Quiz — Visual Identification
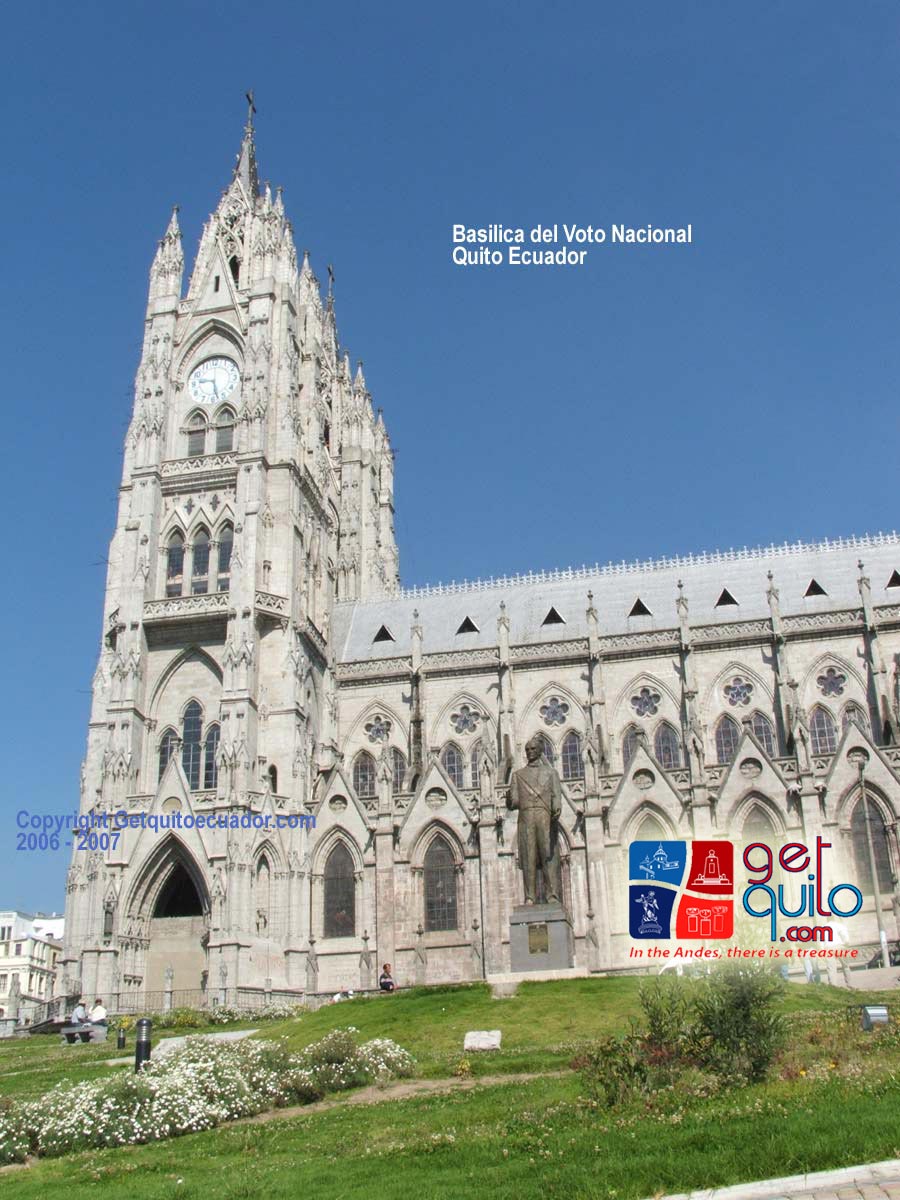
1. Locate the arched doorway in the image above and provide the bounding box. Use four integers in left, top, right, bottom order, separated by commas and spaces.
135, 840, 209, 995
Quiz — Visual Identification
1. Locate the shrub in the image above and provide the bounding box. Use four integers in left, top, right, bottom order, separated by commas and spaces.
575, 1035, 649, 1107
0, 1027, 415, 1164
691, 964, 785, 1082
638, 976, 695, 1063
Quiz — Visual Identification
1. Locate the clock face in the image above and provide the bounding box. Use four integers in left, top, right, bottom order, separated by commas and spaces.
188, 357, 240, 405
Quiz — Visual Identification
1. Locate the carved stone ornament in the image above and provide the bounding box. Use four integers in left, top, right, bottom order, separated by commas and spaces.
739, 758, 763, 779
425, 788, 447, 808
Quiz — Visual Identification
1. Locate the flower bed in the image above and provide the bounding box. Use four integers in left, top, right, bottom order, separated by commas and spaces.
0, 1028, 414, 1164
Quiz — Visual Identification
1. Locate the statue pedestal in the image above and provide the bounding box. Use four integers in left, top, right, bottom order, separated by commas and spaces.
509, 903, 574, 973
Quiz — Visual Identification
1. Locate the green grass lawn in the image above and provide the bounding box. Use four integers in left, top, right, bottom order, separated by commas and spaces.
3, 1065, 900, 1200
2, 977, 900, 1199
254, 977, 899, 1076
0, 1021, 262, 1101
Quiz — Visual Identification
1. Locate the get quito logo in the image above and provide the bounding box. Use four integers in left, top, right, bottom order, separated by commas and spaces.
628, 838, 863, 943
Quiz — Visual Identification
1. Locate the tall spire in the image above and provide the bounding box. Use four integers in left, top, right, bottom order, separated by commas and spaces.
148, 205, 184, 301
233, 90, 259, 198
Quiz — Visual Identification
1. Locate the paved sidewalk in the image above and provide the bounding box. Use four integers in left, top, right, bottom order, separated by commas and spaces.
104, 1026, 258, 1066
650, 1158, 900, 1200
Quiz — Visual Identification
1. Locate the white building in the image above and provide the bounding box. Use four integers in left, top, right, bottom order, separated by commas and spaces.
61, 112, 900, 1007
0, 912, 64, 1025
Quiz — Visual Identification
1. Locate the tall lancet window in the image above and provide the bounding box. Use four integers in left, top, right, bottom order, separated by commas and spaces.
424, 836, 458, 932
158, 728, 178, 781
215, 407, 236, 453
810, 706, 837, 756
715, 715, 740, 764
166, 531, 184, 597
323, 843, 356, 938
181, 701, 203, 790
217, 524, 234, 592
203, 723, 220, 790
186, 412, 207, 457
191, 528, 210, 594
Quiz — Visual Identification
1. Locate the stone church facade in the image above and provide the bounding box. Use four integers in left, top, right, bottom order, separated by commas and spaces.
62, 115, 900, 1006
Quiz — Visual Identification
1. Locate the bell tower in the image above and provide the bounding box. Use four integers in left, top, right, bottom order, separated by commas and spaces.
61, 104, 400, 1005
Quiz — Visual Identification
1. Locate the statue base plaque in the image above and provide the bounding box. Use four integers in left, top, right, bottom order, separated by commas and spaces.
509, 903, 574, 973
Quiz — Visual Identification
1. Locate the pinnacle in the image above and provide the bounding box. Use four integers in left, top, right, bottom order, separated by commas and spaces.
233, 92, 260, 199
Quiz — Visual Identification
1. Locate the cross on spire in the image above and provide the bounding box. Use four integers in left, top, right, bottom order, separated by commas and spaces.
245, 90, 257, 130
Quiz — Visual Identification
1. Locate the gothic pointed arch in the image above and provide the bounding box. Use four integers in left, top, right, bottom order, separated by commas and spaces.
427, 690, 494, 748
126, 834, 210, 922
149, 646, 223, 722
612, 672, 679, 727
748, 710, 777, 758
560, 729, 584, 780
520, 681, 584, 734
412, 823, 465, 934
323, 840, 357, 938
652, 721, 682, 771
174, 318, 245, 385
165, 528, 186, 596
703, 660, 773, 723
714, 714, 741, 764
801, 651, 865, 707
440, 741, 466, 788
847, 785, 895, 896
624, 802, 677, 843
621, 724, 641, 770
733, 793, 783, 843
344, 698, 409, 749
352, 749, 376, 799
809, 705, 838, 756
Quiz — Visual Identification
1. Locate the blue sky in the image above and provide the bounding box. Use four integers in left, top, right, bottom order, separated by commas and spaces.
3, 1, 899, 909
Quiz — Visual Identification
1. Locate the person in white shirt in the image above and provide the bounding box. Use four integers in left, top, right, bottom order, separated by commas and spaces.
71, 999, 88, 1024
332, 984, 354, 1003
89, 999, 108, 1024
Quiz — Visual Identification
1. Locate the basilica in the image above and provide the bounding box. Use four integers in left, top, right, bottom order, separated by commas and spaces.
61, 113, 900, 1007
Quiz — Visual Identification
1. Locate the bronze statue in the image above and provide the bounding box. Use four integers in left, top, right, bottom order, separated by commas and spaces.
507, 734, 562, 903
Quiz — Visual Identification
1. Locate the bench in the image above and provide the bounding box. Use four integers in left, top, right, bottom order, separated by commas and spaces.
61, 1023, 108, 1044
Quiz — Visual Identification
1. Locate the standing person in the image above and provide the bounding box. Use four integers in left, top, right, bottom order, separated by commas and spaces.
507, 734, 563, 904
379, 963, 396, 992
89, 998, 108, 1025
71, 998, 88, 1024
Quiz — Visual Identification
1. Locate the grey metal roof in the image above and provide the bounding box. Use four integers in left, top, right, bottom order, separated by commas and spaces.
332, 533, 900, 663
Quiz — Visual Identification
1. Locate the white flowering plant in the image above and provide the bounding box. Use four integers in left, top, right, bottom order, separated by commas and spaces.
0, 1027, 414, 1164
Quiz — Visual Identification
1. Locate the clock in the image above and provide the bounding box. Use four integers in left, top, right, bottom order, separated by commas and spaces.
188, 357, 240, 405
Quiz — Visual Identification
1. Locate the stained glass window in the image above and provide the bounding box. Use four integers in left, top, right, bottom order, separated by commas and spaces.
324, 843, 356, 937
166, 531, 184, 597
353, 751, 376, 798
715, 715, 740, 764
191, 529, 210, 594
424, 837, 458, 931
391, 747, 406, 794
561, 730, 584, 780
442, 743, 465, 788
654, 722, 681, 770
215, 408, 235, 453
217, 524, 233, 592
182, 701, 203, 790
203, 723, 220, 790
470, 742, 481, 790
187, 412, 206, 457
810, 707, 837, 755
750, 712, 776, 758
851, 799, 893, 895
158, 728, 177, 781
